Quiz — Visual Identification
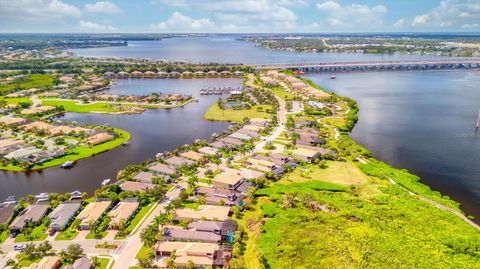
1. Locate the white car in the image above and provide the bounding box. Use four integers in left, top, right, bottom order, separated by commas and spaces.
14, 244, 25, 251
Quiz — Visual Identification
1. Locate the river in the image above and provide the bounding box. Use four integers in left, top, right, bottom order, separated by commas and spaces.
304, 71, 480, 219
0, 78, 237, 199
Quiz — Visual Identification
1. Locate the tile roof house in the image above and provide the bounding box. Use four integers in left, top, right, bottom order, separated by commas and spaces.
155, 242, 220, 267
188, 220, 237, 241
48, 203, 81, 231
10, 204, 49, 232
218, 137, 243, 147
133, 171, 155, 183
0, 207, 14, 225
174, 205, 231, 221
194, 187, 244, 206
162, 226, 222, 243
84, 132, 114, 146
30, 256, 60, 269
164, 156, 195, 167
64, 257, 92, 269
76, 200, 111, 230
148, 163, 176, 175
0, 115, 28, 126
292, 147, 321, 163
198, 146, 218, 156
119, 181, 157, 192
179, 150, 204, 162
108, 198, 139, 229
212, 172, 244, 190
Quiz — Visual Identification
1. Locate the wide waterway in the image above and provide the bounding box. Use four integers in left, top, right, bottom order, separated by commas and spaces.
304, 70, 480, 220
70, 36, 446, 64
0, 78, 238, 200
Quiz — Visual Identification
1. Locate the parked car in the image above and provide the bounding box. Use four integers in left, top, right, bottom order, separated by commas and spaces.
14, 244, 25, 251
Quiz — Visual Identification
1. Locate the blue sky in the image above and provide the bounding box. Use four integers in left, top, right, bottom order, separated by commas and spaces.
1, 0, 479, 33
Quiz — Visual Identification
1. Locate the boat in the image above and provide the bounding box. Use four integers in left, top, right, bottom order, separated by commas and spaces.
61, 161, 74, 168
101, 179, 111, 186
330, 75, 336, 79
35, 193, 49, 199
122, 141, 131, 146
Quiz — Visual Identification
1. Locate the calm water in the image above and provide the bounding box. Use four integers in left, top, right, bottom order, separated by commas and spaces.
304, 71, 480, 219
70, 36, 444, 64
0, 79, 238, 199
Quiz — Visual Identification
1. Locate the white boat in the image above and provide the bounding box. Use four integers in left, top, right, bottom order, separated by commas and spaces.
35, 193, 49, 199
61, 161, 74, 168
330, 75, 336, 79
101, 179, 111, 186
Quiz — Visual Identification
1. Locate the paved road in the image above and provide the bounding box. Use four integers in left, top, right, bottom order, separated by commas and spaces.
112, 185, 182, 269
254, 96, 286, 153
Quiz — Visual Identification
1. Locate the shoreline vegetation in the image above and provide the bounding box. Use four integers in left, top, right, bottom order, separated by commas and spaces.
0, 127, 130, 172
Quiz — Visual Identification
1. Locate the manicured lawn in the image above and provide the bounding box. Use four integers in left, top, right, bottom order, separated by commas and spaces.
14, 224, 48, 242
115, 203, 155, 239
94, 258, 111, 269
0, 127, 130, 172
268, 86, 296, 101
135, 244, 152, 260
0, 96, 32, 105
0, 74, 55, 95
86, 231, 106, 239
41, 99, 126, 113
204, 103, 272, 122
55, 227, 78, 241
16, 254, 42, 267
0, 230, 7, 243
281, 161, 368, 186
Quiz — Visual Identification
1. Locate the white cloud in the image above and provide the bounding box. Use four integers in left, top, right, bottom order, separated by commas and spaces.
151, 12, 215, 32
394, 18, 405, 27
315, 1, 387, 30
412, 15, 428, 25
461, 23, 479, 29
79, 20, 117, 31
410, 0, 480, 29
84, 1, 122, 14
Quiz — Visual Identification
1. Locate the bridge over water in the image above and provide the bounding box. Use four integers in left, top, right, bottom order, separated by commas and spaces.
253, 58, 480, 72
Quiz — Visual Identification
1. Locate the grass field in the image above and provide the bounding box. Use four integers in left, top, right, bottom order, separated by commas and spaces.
55, 225, 78, 241
115, 203, 155, 239
41, 99, 125, 113
0, 230, 7, 243
14, 223, 48, 242
94, 258, 111, 269
0, 74, 55, 95
281, 161, 368, 186
16, 254, 42, 267
0, 128, 130, 172
204, 103, 272, 122
268, 86, 296, 101
0, 96, 33, 105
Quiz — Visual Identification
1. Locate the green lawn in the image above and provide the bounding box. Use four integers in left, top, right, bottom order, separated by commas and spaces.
41, 99, 127, 113
281, 161, 369, 186
204, 103, 272, 122
94, 258, 111, 269
0, 127, 130, 172
115, 203, 155, 239
86, 231, 107, 239
16, 254, 42, 267
0, 230, 7, 243
14, 224, 48, 242
0, 96, 32, 105
0, 74, 55, 95
55, 226, 78, 241
135, 244, 152, 260
268, 86, 296, 101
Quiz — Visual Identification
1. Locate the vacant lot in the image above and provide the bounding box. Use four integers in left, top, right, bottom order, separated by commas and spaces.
281, 161, 368, 185
0, 74, 55, 95
204, 103, 272, 122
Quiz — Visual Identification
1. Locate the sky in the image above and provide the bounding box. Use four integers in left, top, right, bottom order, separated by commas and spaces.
0, 0, 479, 33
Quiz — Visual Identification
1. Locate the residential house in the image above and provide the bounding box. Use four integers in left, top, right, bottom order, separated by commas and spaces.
155, 242, 221, 267
189, 220, 237, 242
133, 171, 155, 183
108, 198, 139, 229
249, 118, 270, 127
119, 181, 157, 192
212, 172, 244, 190
65, 257, 92, 269
174, 205, 230, 221
75, 200, 112, 230
162, 227, 222, 243
292, 147, 321, 163
164, 156, 194, 167
48, 203, 81, 231
9, 204, 49, 233
0, 207, 14, 225
209, 141, 227, 149
0, 115, 28, 126
179, 150, 204, 162
198, 146, 218, 156
84, 132, 114, 146
218, 137, 243, 147
228, 132, 252, 141
194, 187, 244, 206
148, 163, 176, 176
245, 158, 276, 173
30, 256, 60, 269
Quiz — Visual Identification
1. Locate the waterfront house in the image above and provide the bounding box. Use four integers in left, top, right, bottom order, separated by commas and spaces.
0, 139, 30, 156
65, 257, 92, 269
48, 203, 81, 231
130, 71, 143, 78
233, 71, 244, 77
220, 71, 231, 77
198, 146, 218, 156
50, 125, 90, 136
249, 118, 271, 127
144, 71, 156, 78
236, 128, 260, 138
179, 150, 204, 162
157, 71, 168, 78
119, 181, 156, 192
116, 71, 129, 79
212, 172, 244, 190
0, 115, 28, 126
164, 156, 195, 167
207, 70, 218, 77
133, 171, 155, 183
162, 226, 222, 243
76, 200, 112, 230
228, 132, 252, 141
21, 121, 56, 132
242, 124, 263, 132
174, 205, 231, 221
31, 256, 60, 269
148, 163, 176, 176
84, 132, 114, 146
9, 204, 49, 233
0, 207, 14, 225
218, 137, 243, 147
104, 72, 115, 79
155, 242, 220, 267
108, 198, 139, 229
169, 71, 180, 78
181, 71, 193, 77
194, 71, 205, 77
209, 141, 227, 149
292, 147, 321, 163
20, 106, 56, 116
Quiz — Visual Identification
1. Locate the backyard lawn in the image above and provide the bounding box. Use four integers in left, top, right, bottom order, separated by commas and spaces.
204, 103, 272, 122
281, 161, 368, 186
14, 224, 48, 242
